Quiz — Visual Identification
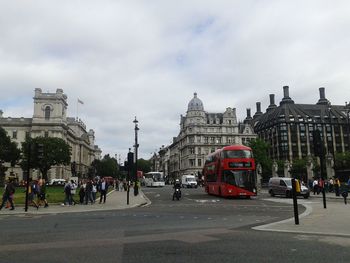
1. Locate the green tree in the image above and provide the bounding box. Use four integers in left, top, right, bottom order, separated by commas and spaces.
0, 127, 21, 185
92, 154, 119, 178
21, 137, 71, 180
138, 158, 151, 173
249, 138, 272, 181
290, 158, 307, 181
334, 151, 350, 170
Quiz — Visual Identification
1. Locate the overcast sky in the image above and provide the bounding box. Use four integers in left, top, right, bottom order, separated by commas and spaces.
1, 1, 350, 160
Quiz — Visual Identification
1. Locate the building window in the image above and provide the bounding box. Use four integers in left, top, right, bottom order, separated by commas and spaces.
45, 106, 51, 120
12, 130, 17, 139
25, 132, 30, 139
189, 159, 195, 167
44, 131, 49, 138
198, 159, 202, 167
190, 147, 195, 154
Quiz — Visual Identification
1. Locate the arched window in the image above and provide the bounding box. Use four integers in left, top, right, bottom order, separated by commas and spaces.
45, 106, 50, 120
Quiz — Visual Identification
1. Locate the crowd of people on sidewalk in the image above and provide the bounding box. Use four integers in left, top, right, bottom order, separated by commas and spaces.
62, 177, 111, 206
0, 175, 142, 212
310, 177, 350, 196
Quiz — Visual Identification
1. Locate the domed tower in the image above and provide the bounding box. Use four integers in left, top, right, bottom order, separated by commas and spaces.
185, 93, 206, 126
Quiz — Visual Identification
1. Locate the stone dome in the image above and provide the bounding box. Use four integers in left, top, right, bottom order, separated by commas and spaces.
187, 92, 204, 112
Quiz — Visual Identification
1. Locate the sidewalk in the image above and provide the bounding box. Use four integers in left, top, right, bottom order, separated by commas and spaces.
254, 197, 350, 237
0, 189, 150, 215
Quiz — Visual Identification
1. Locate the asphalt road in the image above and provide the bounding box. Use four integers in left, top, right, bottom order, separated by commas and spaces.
0, 186, 349, 263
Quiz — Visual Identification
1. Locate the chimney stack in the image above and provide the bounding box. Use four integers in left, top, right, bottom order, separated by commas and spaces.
247, 108, 251, 118
280, 85, 294, 105
267, 94, 277, 112
253, 102, 263, 119
317, 87, 329, 105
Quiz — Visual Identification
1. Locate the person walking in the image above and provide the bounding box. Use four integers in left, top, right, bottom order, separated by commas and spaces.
28, 179, 39, 209
63, 180, 72, 206
99, 178, 108, 204
70, 180, 77, 205
0, 179, 15, 211
78, 180, 86, 204
312, 178, 318, 195
92, 180, 97, 203
84, 179, 94, 205
38, 178, 49, 208
334, 177, 341, 196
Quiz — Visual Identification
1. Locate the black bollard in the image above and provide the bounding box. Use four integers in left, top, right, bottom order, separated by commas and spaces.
342, 191, 348, 205
291, 178, 299, 225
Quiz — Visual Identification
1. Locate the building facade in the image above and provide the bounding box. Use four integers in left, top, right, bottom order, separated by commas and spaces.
0, 88, 101, 182
165, 93, 256, 180
251, 86, 350, 179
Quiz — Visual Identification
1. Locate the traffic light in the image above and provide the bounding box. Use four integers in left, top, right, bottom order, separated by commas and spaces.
36, 143, 44, 160
127, 152, 134, 171
313, 130, 324, 157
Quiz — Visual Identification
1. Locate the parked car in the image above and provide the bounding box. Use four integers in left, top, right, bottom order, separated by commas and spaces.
268, 177, 310, 199
48, 179, 66, 186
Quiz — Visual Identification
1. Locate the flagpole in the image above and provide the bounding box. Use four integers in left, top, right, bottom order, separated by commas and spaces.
76, 99, 78, 120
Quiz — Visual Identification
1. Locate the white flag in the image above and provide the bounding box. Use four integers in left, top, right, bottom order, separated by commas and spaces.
78, 99, 84, 105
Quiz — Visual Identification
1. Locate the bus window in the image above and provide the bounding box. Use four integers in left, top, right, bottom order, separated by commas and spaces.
224, 150, 252, 158
223, 170, 254, 188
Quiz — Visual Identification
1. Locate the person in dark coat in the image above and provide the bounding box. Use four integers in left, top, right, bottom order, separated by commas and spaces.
0, 179, 16, 210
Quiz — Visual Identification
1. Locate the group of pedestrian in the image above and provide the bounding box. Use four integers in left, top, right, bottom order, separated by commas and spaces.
67, 177, 110, 206
62, 179, 78, 206
311, 177, 345, 196
28, 177, 49, 209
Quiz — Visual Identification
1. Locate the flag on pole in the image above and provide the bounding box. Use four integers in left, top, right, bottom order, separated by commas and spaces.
78, 99, 84, 105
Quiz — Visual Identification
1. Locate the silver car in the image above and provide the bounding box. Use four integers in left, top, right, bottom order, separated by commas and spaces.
268, 177, 310, 199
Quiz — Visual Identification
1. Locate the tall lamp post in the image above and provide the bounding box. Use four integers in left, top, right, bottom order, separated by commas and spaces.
327, 102, 334, 158
345, 102, 350, 151
133, 116, 139, 196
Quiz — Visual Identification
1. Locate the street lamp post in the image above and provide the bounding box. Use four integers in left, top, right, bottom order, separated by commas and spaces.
346, 102, 350, 151
133, 117, 139, 196
327, 102, 334, 158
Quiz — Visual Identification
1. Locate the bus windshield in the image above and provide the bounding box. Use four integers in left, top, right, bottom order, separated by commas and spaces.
145, 172, 164, 182
153, 173, 164, 182
224, 150, 252, 158
222, 170, 255, 189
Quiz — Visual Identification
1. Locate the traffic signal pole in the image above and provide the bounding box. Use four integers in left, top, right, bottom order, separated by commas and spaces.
24, 142, 31, 212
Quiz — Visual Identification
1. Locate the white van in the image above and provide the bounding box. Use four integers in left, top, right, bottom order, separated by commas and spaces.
49, 179, 66, 186
268, 177, 309, 199
181, 175, 197, 188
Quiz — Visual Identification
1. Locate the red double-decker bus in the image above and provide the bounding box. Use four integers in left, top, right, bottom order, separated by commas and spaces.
203, 145, 257, 198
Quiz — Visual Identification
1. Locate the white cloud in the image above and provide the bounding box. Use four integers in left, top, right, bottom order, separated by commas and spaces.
1, 0, 350, 159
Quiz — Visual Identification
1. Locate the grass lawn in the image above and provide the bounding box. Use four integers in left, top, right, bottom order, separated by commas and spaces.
0, 186, 112, 205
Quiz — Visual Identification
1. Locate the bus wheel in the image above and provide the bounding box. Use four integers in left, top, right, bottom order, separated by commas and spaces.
218, 187, 222, 197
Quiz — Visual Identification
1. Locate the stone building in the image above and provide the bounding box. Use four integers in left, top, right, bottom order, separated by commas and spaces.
166, 93, 256, 180
251, 86, 350, 179
0, 88, 101, 182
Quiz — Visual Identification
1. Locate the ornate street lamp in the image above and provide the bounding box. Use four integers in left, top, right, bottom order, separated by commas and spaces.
327, 102, 334, 157
345, 102, 350, 151
133, 117, 139, 195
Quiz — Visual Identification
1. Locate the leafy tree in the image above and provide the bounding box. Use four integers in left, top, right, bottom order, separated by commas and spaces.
137, 158, 151, 173
249, 138, 272, 181
92, 154, 119, 178
0, 127, 21, 185
290, 158, 307, 181
334, 151, 350, 170
21, 136, 71, 180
